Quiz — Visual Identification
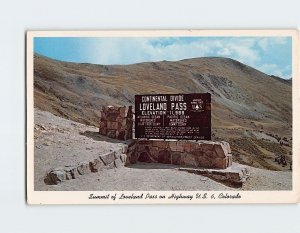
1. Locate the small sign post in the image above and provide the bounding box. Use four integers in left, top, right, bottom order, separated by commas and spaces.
135, 93, 211, 140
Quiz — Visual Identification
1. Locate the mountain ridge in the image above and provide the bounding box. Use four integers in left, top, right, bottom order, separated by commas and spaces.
34, 52, 292, 83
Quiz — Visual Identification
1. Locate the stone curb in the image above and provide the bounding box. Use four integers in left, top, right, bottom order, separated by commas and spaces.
44, 147, 128, 185
179, 165, 250, 188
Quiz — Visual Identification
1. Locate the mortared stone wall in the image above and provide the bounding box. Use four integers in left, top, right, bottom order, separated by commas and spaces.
126, 139, 232, 169
99, 105, 232, 169
99, 106, 133, 140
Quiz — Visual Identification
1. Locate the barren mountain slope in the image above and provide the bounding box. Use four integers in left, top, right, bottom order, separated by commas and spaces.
34, 54, 292, 170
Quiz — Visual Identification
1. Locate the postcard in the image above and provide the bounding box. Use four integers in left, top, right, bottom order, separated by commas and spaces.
26, 30, 300, 204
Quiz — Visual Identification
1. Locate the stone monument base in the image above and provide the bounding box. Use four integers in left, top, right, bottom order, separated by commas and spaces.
127, 139, 232, 169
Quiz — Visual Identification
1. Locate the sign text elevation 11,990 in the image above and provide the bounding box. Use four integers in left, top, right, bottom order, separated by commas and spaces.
134, 93, 211, 140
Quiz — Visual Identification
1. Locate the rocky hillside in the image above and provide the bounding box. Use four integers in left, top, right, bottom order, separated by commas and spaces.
34, 54, 292, 170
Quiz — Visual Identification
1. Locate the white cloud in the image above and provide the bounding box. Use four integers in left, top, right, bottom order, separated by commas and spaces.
227, 44, 260, 65
257, 37, 288, 51
258, 38, 268, 51
79, 37, 290, 79
259, 63, 291, 79
217, 47, 231, 56
87, 38, 214, 64
273, 37, 288, 45
87, 37, 261, 66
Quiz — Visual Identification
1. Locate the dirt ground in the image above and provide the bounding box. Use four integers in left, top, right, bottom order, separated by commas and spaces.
34, 109, 292, 191
37, 162, 292, 191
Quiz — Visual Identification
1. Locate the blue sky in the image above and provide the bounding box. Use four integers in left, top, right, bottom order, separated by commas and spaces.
34, 36, 292, 79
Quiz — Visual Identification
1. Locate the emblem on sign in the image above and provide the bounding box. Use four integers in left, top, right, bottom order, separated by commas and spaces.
191, 99, 204, 112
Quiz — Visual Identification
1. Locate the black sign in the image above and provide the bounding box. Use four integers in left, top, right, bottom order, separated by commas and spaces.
134, 93, 211, 140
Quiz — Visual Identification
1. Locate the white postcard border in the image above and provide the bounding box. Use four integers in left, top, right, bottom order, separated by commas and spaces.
26, 29, 300, 204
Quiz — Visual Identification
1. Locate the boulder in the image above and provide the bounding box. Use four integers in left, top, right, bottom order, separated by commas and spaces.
90, 158, 105, 172
64, 166, 79, 179
77, 163, 91, 175
44, 170, 66, 185
100, 151, 116, 165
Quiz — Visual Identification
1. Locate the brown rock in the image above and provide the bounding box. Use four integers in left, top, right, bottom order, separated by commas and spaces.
157, 150, 171, 164
211, 150, 218, 159
45, 170, 66, 185
128, 151, 138, 164
100, 151, 116, 165
191, 149, 203, 157
213, 144, 226, 158
182, 153, 198, 167
89, 158, 105, 172
125, 130, 132, 140
169, 141, 177, 151
107, 129, 117, 138
183, 142, 192, 152
117, 130, 125, 140
204, 150, 213, 157
99, 106, 133, 140
65, 172, 73, 180
99, 128, 107, 135
148, 146, 159, 160
64, 166, 79, 179
214, 158, 227, 169
77, 163, 91, 175
99, 120, 107, 129
137, 144, 146, 153
138, 151, 153, 163
199, 142, 214, 151
152, 140, 168, 149
119, 106, 130, 117
137, 140, 153, 145
107, 121, 118, 130
176, 141, 185, 152
121, 118, 127, 127
190, 142, 201, 152
106, 110, 119, 121
225, 172, 241, 181
172, 152, 182, 165
198, 155, 212, 168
